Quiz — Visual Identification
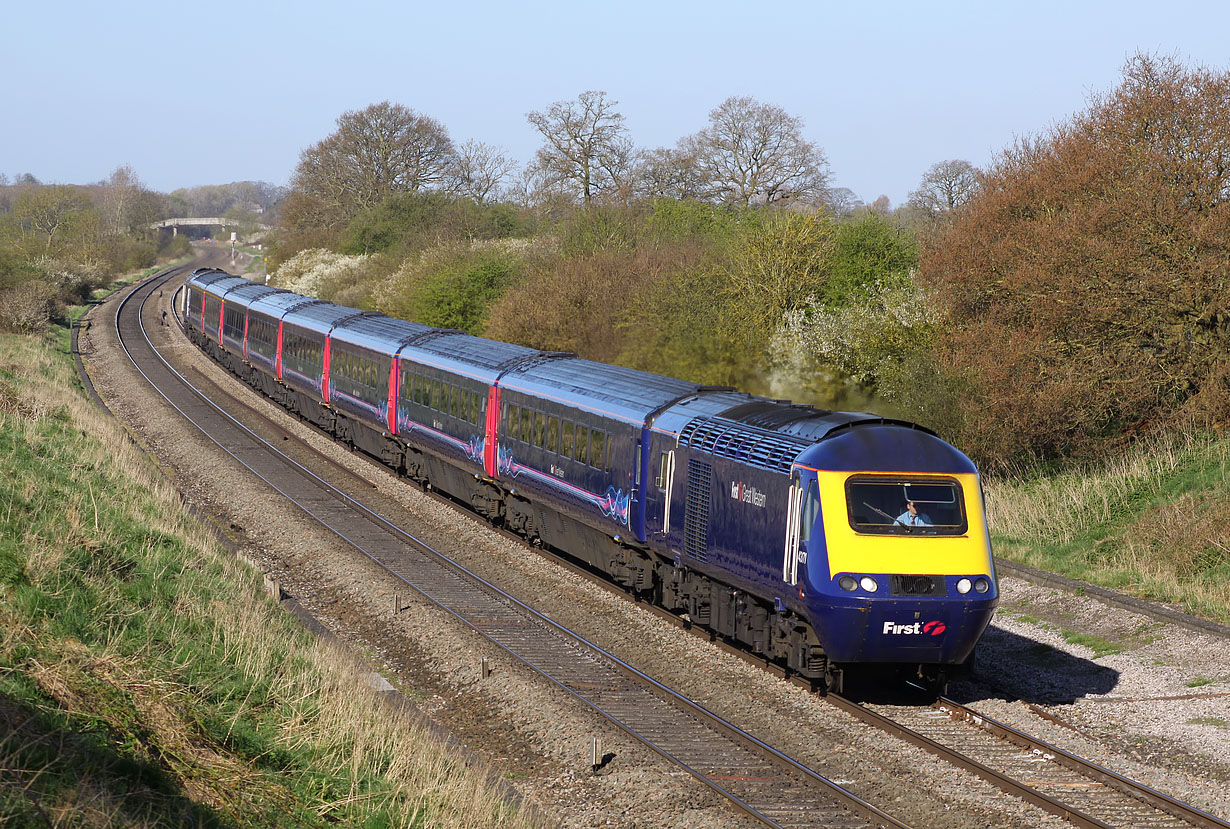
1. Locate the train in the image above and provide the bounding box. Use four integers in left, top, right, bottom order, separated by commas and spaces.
180, 267, 998, 692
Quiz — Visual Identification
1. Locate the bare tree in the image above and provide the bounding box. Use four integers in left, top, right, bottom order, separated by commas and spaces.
290, 101, 455, 227
527, 90, 634, 206
451, 140, 517, 204
634, 146, 706, 201
685, 96, 829, 207
908, 159, 979, 221
825, 186, 864, 218
101, 165, 142, 235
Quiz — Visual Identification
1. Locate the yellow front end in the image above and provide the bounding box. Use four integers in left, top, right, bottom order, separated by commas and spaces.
816, 470, 993, 578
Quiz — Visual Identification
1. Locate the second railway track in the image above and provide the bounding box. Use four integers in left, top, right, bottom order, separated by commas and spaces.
114, 271, 905, 827
94, 267, 1230, 829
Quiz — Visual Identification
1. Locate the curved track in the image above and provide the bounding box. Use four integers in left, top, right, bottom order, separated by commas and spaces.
106, 269, 1230, 829
116, 272, 911, 827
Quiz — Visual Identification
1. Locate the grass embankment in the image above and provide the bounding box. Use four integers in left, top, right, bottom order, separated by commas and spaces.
0, 319, 539, 825
986, 428, 1230, 625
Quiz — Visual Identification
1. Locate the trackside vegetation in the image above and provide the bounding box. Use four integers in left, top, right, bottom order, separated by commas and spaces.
0, 325, 540, 827
986, 428, 1230, 624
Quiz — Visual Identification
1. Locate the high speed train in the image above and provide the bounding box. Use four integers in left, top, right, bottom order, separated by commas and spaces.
181, 267, 998, 691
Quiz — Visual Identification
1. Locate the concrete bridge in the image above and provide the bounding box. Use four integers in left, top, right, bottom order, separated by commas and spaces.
151, 217, 271, 235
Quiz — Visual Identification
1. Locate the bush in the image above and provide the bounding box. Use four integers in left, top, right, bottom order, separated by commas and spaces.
410, 254, 520, 332
923, 54, 1230, 470
0, 281, 57, 332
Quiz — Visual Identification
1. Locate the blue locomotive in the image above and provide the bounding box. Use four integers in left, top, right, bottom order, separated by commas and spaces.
182, 267, 997, 691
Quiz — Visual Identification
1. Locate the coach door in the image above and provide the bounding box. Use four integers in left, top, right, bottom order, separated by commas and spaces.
657, 449, 676, 534
783, 471, 819, 587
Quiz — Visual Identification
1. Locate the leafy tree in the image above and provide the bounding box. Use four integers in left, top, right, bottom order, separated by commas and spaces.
11, 186, 94, 254
924, 53, 1230, 468
725, 211, 836, 349
527, 90, 634, 207
823, 211, 919, 305
290, 101, 454, 228
684, 96, 830, 207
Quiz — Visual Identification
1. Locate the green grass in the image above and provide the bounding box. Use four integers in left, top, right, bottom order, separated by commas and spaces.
986, 429, 1230, 624
1186, 717, 1228, 727
0, 322, 539, 826
1185, 676, 1217, 688
1059, 631, 1125, 658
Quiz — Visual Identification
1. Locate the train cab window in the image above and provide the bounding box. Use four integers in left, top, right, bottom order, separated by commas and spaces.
561, 421, 574, 459
845, 477, 967, 536
656, 452, 670, 490
575, 425, 590, 465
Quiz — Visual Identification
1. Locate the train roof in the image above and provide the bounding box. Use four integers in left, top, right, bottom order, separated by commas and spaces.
248, 291, 323, 318
399, 332, 544, 383
282, 302, 371, 336
331, 314, 435, 353
200, 275, 252, 297
217, 283, 283, 308
185, 269, 230, 290
795, 422, 976, 475
502, 357, 705, 424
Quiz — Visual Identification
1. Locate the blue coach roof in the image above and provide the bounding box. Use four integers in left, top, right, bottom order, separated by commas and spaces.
401, 332, 543, 384
218, 283, 283, 310
202, 276, 252, 298
331, 314, 435, 354
503, 357, 703, 424
249, 291, 322, 319
283, 302, 370, 336
186, 269, 230, 291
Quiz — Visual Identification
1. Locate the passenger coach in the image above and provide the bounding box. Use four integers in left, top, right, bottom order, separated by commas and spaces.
180, 268, 998, 691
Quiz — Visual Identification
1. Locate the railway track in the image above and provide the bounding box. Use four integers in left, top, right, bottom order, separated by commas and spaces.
102, 268, 1230, 829
115, 271, 911, 827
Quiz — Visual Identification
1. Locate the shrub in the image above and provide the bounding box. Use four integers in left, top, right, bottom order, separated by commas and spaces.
410, 254, 520, 332
923, 54, 1230, 470
269, 248, 369, 301
0, 281, 57, 332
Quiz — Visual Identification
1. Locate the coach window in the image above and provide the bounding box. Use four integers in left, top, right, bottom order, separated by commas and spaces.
546, 416, 560, 454
449, 385, 460, 419
521, 409, 534, 444
532, 411, 546, 447
591, 431, 607, 470
575, 425, 589, 465
561, 421, 574, 459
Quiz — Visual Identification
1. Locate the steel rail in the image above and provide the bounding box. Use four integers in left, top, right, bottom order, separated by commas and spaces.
149, 271, 1229, 829
116, 272, 907, 828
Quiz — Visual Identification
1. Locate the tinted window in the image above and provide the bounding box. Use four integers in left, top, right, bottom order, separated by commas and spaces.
845, 477, 966, 535
575, 425, 589, 465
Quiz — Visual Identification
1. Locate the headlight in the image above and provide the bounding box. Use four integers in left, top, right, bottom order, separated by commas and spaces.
974, 578, 990, 594
956, 578, 972, 594
838, 575, 858, 591
859, 576, 879, 593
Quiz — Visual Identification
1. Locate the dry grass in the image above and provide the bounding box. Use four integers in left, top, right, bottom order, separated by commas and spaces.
985, 426, 1230, 621
0, 328, 543, 827
985, 428, 1227, 544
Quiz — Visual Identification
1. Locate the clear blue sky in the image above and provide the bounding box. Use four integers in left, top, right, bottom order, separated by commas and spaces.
3, 0, 1227, 207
